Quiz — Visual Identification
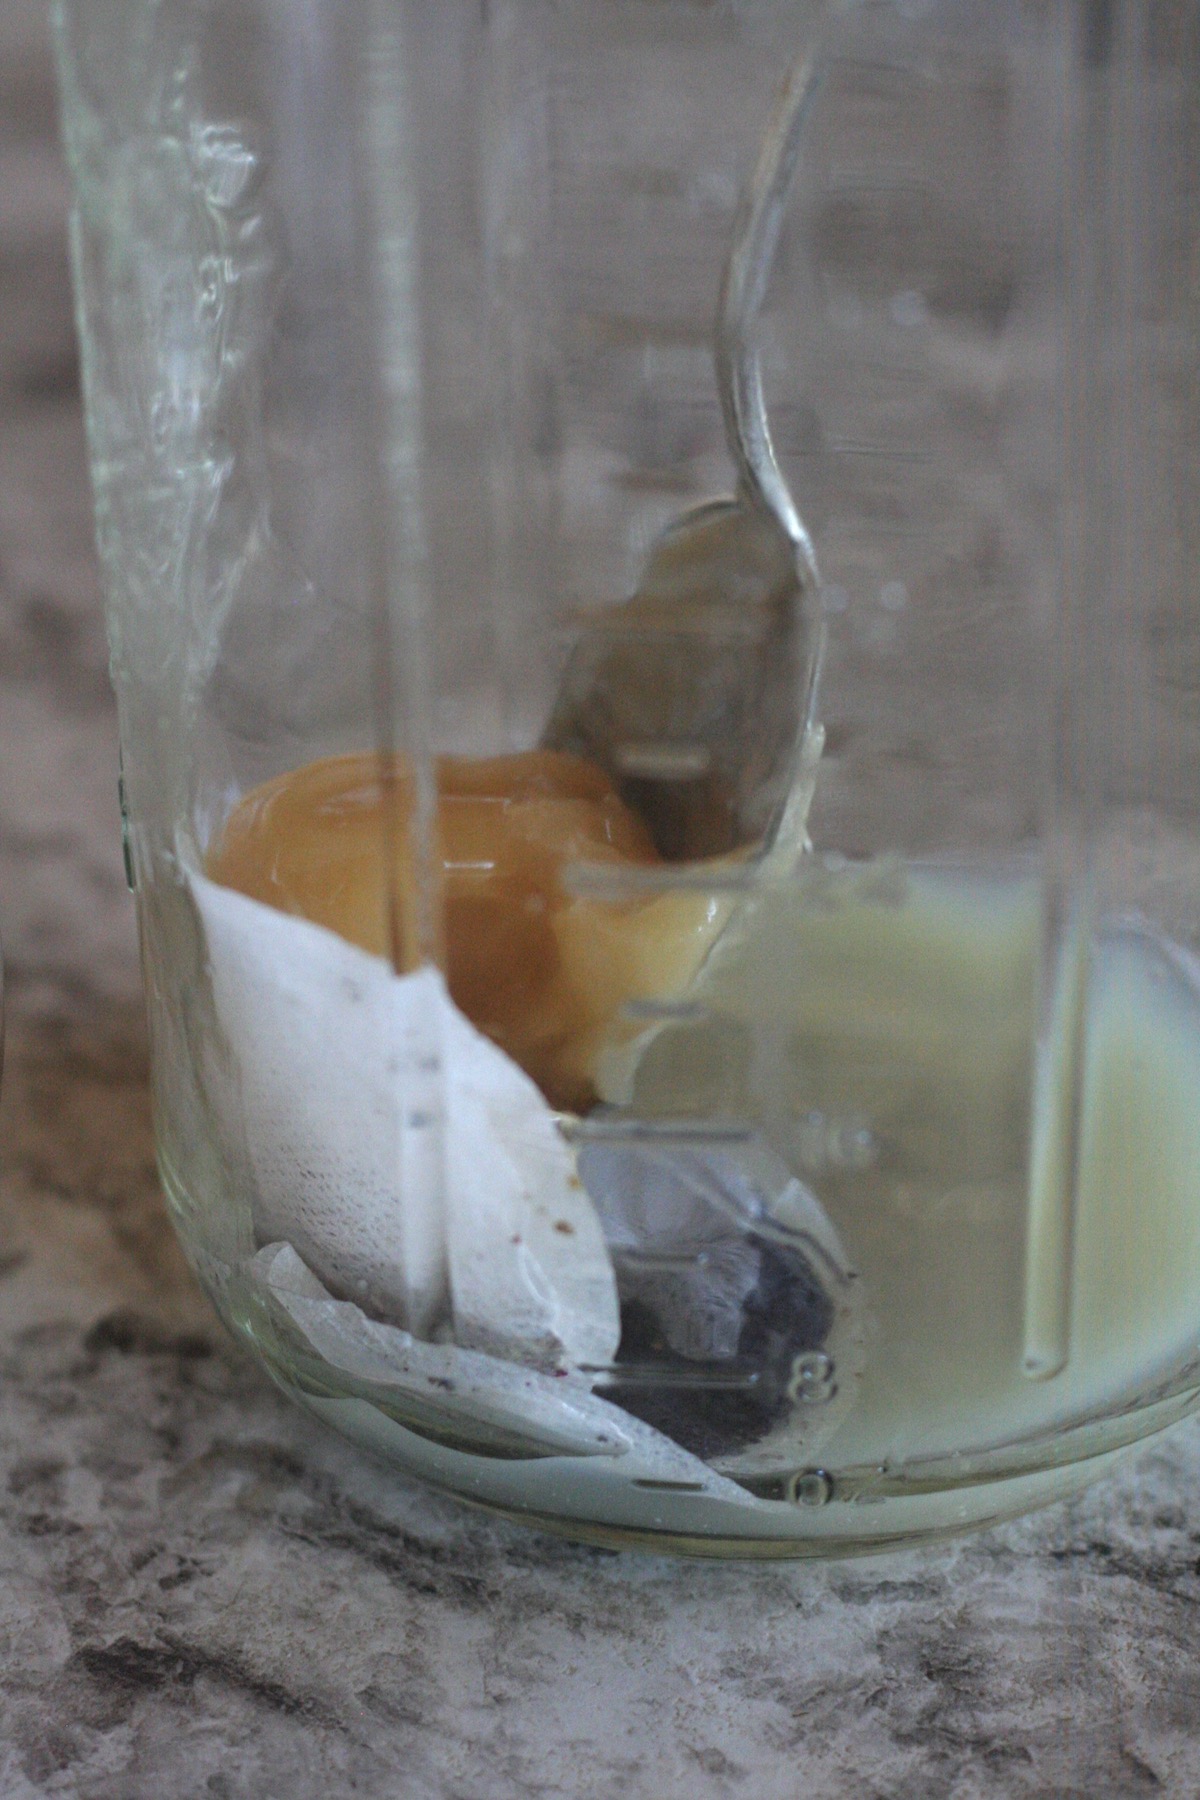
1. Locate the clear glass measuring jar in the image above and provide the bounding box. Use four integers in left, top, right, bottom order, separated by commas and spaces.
54, 0, 1200, 1555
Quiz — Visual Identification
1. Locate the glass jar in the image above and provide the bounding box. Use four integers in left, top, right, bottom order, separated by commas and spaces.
54, 0, 1200, 1556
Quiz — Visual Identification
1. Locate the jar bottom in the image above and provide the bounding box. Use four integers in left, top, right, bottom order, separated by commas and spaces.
166, 1175, 1200, 1560
235, 1342, 1198, 1560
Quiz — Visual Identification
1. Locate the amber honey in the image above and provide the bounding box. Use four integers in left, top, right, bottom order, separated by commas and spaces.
206, 750, 723, 1111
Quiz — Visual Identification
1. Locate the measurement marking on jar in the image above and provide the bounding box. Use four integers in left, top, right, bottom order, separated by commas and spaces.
555, 614, 768, 646
613, 1248, 719, 1273
828, 440, 933, 464
827, 55, 934, 85
548, 620, 763, 653
787, 1354, 838, 1407
613, 742, 714, 781
562, 1117, 754, 1147
823, 173, 932, 198
573, 310, 712, 350
611, 467, 703, 496
631, 1479, 708, 1494
583, 1363, 763, 1392
822, 517, 943, 545
620, 997, 709, 1023
563, 862, 758, 899
789, 1469, 834, 1507
1022, 883, 1090, 1381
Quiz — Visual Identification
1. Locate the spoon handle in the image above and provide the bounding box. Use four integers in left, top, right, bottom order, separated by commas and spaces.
717, 51, 823, 587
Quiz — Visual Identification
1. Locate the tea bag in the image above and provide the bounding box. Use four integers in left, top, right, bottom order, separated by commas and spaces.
251, 1239, 765, 1500
187, 868, 620, 1376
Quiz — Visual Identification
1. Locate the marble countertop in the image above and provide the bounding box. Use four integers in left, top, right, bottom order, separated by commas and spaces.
3, 6, 1200, 1795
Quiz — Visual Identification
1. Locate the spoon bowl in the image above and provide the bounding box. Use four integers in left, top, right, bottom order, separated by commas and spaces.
544, 54, 824, 861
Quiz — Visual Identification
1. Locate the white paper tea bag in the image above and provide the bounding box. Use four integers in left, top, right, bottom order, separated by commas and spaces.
188, 870, 620, 1376
250, 1239, 757, 1498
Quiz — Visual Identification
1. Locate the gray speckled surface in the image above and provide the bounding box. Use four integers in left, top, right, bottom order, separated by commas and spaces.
4, 5, 1200, 1796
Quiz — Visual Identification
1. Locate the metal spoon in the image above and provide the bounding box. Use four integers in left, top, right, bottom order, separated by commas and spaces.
543, 53, 824, 862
